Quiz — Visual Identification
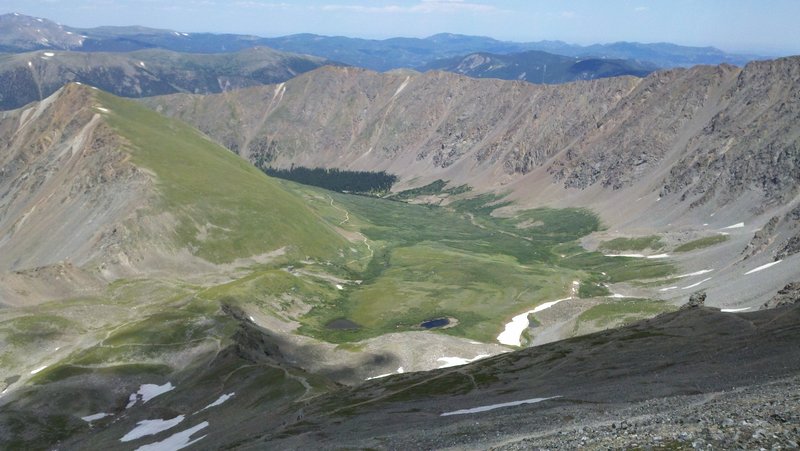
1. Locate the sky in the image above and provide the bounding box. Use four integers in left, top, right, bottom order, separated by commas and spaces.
5, 0, 800, 55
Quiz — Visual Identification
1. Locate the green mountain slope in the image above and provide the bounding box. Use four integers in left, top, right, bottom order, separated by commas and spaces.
94, 88, 347, 263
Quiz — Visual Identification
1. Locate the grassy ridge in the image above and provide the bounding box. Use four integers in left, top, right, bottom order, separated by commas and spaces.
674, 235, 729, 252
598, 235, 664, 251
97, 89, 348, 263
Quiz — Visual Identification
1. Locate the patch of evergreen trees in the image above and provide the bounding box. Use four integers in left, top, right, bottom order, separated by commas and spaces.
263, 166, 397, 194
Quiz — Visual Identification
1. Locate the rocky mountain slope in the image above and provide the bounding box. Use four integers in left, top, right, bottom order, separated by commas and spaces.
142, 58, 800, 310
0, 47, 334, 109
144, 57, 800, 216
0, 13, 85, 52
421, 50, 657, 83
10, 297, 796, 450
0, 83, 348, 303
0, 65, 797, 450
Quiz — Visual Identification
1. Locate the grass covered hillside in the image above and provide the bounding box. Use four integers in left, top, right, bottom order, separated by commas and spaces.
95, 87, 350, 264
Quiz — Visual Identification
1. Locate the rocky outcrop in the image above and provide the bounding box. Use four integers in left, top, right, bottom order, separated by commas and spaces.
743, 216, 780, 259
680, 291, 707, 310
761, 282, 800, 309
0, 84, 150, 272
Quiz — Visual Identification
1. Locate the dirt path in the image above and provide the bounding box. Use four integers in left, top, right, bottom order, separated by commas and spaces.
327, 195, 373, 261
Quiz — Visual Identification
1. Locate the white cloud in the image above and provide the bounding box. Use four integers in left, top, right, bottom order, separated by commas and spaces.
634, 6, 648, 12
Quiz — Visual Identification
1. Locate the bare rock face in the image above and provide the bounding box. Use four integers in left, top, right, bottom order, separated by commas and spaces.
761, 282, 800, 309
143, 57, 800, 213
743, 216, 780, 259
681, 291, 707, 310
0, 84, 149, 273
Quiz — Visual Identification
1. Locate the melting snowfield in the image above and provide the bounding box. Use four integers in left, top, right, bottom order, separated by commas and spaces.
682, 277, 712, 290
496, 299, 568, 346
366, 367, 405, 381
81, 412, 112, 422
126, 382, 175, 409
721, 307, 752, 313
497, 281, 579, 346
744, 260, 782, 275
440, 396, 561, 416
120, 415, 185, 442
135, 421, 208, 451
676, 269, 714, 278
196, 393, 235, 413
437, 354, 490, 369
722, 222, 745, 229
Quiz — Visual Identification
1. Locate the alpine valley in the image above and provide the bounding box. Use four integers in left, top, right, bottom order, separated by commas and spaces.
0, 12, 798, 451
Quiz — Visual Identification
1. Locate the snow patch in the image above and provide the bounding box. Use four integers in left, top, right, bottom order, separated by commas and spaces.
43, 52, 55, 57
437, 354, 490, 369
682, 277, 712, 290
441, 396, 561, 416
82, 412, 112, 422
365, 366, 405, 380
646, 254, 670, 259
96, 107, 110, 113
121, 415, 185, 442
335, 284, 343, 290
721, 307, 751, 313
676, 269, 713, 278
393, 76, 410, 97
365, 372, 393, 380
30, 365, 47, 374
744, 260, 782, 275
497, 298, 568, 346
135, 421, 208, 451
126, 382, 175, 409
197, 393, 234, 413
272, 82, 286, 102
659, 286, 679, 292
604, 253, 645, 258
722, 222, 744, 229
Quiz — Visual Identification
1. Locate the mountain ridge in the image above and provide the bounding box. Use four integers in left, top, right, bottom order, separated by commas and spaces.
0, 13, 767, 70
0, 46, 336, 110
420, 49, 658, 83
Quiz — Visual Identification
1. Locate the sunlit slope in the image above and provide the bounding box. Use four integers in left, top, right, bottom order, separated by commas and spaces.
95, 87, 348, 264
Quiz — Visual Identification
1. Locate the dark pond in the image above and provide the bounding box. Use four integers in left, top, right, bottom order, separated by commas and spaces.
325, 318, 362, 330
420, 318, 450, 329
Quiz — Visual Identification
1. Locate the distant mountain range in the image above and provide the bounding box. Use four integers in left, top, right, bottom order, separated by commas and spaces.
421, 50, 658, 84
0, 13, 767, 72
0, 46, 333, 109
